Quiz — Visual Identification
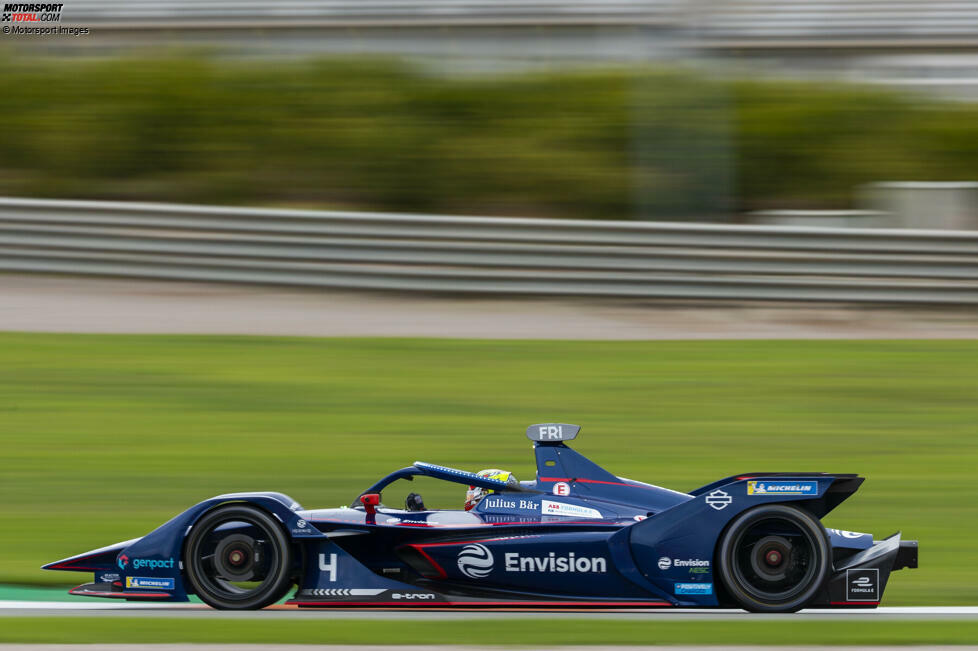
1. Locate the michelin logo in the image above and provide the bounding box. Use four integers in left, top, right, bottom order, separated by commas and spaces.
747, 481, 818, 496
125, 576, 175, 590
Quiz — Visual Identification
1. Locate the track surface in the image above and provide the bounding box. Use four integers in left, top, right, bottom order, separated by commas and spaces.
2, 647, 976, 651
1, 602, 976, 620
3, 275, 978, 339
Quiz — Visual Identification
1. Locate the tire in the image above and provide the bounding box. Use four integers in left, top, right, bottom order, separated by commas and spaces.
717, 504, 830, 613
184, 504, 294, 610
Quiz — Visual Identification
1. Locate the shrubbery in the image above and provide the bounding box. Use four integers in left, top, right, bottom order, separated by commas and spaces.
2, 53, 977, 219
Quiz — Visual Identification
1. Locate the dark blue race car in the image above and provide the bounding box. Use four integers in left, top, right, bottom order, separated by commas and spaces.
44, 424, 917, 612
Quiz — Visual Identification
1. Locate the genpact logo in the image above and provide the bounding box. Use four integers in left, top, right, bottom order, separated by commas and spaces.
130, 557, 176, 570
457, 543, 494, 579
117, 554, 129, 570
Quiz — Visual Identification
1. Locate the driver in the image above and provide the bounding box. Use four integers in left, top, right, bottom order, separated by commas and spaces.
464, 468, 518, 511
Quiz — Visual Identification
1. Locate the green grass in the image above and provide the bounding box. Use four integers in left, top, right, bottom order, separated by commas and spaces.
1, 333, 976, 606
0, 617, 977, 645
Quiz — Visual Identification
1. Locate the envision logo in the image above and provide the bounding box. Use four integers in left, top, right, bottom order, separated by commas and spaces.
673, 558, 709, 567
504, 552, 606, 574
658, 557, 709, 571
456, 544, 608, 578
457, 544, 494, 579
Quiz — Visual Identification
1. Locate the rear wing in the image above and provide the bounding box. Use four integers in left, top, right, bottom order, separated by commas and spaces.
689, 472, 864, 518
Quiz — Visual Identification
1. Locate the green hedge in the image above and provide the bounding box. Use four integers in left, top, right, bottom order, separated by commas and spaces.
2, 53, 977, 219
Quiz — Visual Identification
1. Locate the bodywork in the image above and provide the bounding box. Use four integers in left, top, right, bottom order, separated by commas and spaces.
45, 424, 917, 608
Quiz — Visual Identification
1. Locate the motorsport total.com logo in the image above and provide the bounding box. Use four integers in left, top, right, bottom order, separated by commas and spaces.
2, 2, 88, 35
1, 3, 63, 22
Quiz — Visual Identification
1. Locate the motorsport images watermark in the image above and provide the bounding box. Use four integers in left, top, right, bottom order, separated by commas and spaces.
1, 3, 89, 35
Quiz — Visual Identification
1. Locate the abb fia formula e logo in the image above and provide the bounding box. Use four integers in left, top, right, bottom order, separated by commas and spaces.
457, 544, 494, 579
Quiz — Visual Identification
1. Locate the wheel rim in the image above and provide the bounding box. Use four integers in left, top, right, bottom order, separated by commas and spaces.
729, 516, 820, 602
188, 514, 281, 603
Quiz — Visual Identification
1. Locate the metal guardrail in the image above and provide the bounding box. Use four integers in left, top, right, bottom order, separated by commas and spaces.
61, 0, 679, 26
1, 197, 977, 303
56, 0, 978, 40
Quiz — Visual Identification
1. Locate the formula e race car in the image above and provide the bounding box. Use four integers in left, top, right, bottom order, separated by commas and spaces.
44, 424, 917, 612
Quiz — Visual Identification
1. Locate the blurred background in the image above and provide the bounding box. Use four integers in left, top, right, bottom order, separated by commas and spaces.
3, 0, 978, 224
1, 0, 977, 615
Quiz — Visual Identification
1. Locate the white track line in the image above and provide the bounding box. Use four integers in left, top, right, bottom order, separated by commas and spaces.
1, 602, 976, 616
0, 601, 197, 610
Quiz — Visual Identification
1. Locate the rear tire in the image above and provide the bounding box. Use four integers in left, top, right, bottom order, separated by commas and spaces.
184, 504, 294, 610
717, 504, 830, 613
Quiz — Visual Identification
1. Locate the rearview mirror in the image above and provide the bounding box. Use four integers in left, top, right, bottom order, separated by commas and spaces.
359, 493, 381, 515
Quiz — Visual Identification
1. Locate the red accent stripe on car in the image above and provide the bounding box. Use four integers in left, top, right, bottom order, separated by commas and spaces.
409, 538, 505, 549
538, 477, 656, 490
289, 600, 673, 608
46, 564, 103, 571
307, 518, 621, 528
404, 544, 448, 579
68, 587, 171, 599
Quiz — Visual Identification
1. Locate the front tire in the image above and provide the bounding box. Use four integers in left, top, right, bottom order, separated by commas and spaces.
184, 504, 294, 610
717, 504, 830, 613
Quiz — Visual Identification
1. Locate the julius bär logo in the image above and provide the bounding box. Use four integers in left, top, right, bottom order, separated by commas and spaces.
2, 3, 64, 22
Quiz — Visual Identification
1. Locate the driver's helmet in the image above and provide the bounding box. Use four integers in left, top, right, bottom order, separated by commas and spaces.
465, 469, 518, 511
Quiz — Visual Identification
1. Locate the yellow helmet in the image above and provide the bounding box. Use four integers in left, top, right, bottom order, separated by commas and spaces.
464, 469, 517, 511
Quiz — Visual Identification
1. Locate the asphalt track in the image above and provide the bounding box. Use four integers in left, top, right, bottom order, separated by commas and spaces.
3, 275, 978, 339
1, 602, 976, 620
2, 648, 975, 651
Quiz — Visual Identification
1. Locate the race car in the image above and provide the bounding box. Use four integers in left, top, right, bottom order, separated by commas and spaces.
44, 423, 917, 612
